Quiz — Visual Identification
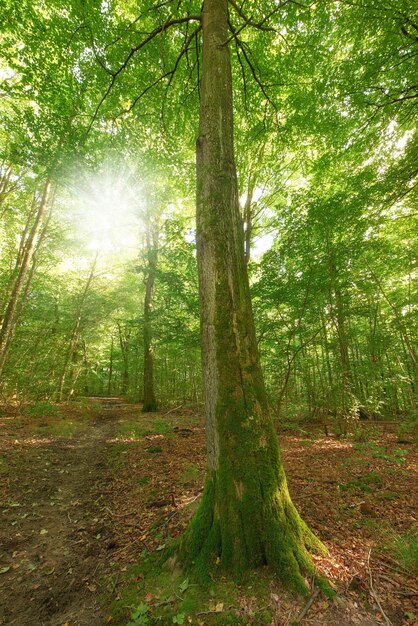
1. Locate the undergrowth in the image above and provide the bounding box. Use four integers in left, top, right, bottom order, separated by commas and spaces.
105, 552, 289, 626
33, 420, 88, 438
25, 401, 61, 418
118, 418, 174, 440
385, 530, 418, 575
339, 470, 383, 493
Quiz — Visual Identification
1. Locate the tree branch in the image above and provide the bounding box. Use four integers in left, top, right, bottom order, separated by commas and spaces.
87, 14, 201, 134
116, 25, 201, 121
228, 0, 298, 33
233, 34, 277, 111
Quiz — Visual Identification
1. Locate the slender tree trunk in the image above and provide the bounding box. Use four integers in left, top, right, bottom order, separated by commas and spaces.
0, 179, 51, 379
242, 176, 256, 265
108, 337, 114, 395
180, 0, 324, 592
142, 213, 158, 412
56, 255, 97, 401
0, 165, 25, 216
117, 323, 130, 395
320, 308, 335, 412
0, 204, 53, 378
369, 265, 418, 381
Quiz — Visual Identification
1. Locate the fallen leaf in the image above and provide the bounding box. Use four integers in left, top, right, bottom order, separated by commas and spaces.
39, 529, 48, 535
0, 567, 10, 574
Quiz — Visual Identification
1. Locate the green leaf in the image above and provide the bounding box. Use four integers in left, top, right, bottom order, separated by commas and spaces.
179, 578, 189, 593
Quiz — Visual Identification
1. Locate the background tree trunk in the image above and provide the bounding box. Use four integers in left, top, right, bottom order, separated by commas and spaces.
57, 255, 97, 401
142, 211, 158, 412
0, 179, 51, 379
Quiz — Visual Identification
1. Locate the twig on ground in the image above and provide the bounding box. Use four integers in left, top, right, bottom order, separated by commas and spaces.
161, 405, 183, 416
111, 534, 148, 556
196, 606, 233, 616
346, 570, 362, 592
376, 573, 418, 595
294, 586, 320, 623
110, 572, 120, 593
367, 549, 393, 626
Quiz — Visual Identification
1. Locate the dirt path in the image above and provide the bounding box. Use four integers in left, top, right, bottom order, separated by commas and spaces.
0, 400, 121, 626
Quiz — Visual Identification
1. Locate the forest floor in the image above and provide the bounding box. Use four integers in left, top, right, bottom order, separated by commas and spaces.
0, 399, 417, 626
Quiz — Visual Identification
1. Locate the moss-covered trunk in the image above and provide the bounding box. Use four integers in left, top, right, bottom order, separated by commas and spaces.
181, 0, 325, 593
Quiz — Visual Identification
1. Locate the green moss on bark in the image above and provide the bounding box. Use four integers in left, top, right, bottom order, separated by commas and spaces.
179, 392, 327, 595
186, 0, 329, 598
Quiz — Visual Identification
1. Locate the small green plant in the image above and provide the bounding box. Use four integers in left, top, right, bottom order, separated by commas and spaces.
353, 442, 409, 464
77, 397, 101, 416
136, 476, 150, 486
119, 421, 147, 439
118, 418, 174, 440
352, 425, 379, 443
397, 415, 418, 443
127, 603, 150, 626
387, 531, 418, 574
172, 613, 185, 624
145, 445, 163, 454
153, 419, 172, 434
352, 441, 380, 453
25, 401, 61, 418
35, 420, 84, 437
339, 470, 383, 493
377, 491, 400, 501
180, 463, 200, 485
108, 442, 129, 464
282, 422, 309, 436
372, 447, 408, 464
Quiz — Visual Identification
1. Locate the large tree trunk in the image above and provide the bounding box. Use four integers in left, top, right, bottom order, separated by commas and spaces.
180, 0, 324, 593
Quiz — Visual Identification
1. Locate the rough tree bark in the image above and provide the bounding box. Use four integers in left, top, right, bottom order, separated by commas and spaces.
180, 0, 325, 593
